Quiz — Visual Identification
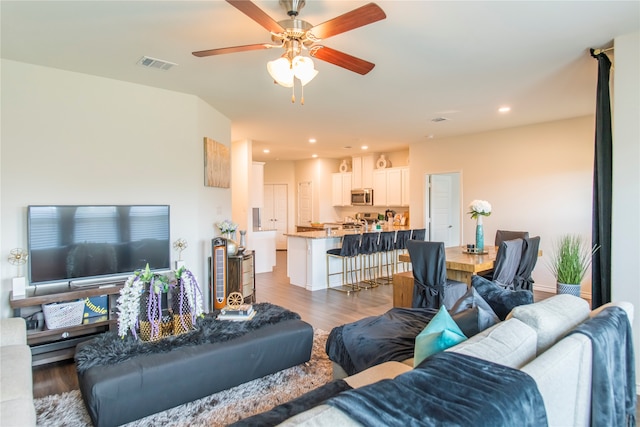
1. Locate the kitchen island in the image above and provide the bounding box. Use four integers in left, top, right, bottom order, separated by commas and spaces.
285, 227, 412, 291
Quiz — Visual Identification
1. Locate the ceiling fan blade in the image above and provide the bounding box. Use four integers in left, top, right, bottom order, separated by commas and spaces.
192, 44, 271, 57
310, 46, 375, 75
310, 3, 386, 40
226, 0, 284, 34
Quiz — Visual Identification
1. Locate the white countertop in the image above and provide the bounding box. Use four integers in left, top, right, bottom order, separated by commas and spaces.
285, 226, 411, 240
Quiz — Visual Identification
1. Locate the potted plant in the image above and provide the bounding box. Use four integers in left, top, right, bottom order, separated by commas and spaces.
548, 234, 599, 297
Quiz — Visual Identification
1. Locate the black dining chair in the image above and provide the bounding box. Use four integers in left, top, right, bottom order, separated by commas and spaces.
495, 230, 529, 247
406, 240, 467, 310
512, 236, 541, 291
492, 238, 524, 290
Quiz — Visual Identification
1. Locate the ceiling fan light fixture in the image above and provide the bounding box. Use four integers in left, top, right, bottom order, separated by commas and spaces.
292, 56, 318, 86
267, 57, 294, 87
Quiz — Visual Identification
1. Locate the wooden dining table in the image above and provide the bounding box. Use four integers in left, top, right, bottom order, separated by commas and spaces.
393, 246, 498, 308
398, 245, 498, 285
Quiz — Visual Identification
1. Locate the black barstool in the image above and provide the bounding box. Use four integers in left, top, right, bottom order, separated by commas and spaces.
394, 229, 412, 273
411, 228, 426, 241
359, 232, 380, 289
377, 231, 396, 285
327, 233, 362, 294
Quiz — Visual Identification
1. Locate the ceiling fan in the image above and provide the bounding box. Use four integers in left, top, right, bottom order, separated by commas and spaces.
192, 0, 386, 95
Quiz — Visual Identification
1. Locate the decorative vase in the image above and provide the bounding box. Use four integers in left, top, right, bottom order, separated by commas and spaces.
557, 282, 581, 297
475, 216, 484, 250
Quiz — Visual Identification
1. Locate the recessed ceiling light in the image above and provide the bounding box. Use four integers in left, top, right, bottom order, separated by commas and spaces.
312, 154, 318, 158
263, 149, 270, 153
309, 138, 316, 143
361, 145, 368, 150
498, 106, 511, 113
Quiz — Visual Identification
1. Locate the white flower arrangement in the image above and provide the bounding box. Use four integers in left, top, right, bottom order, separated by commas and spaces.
468, 200, 492, 220
117, 273, 145, 339
216, 219, 238, 234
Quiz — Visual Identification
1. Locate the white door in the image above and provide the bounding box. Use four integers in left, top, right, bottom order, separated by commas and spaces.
426, 173, 461, 247
264, 184, 288, 250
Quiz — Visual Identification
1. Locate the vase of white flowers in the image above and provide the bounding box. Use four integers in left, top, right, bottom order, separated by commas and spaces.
216, 219, 238, 241
468, 200, 492, 250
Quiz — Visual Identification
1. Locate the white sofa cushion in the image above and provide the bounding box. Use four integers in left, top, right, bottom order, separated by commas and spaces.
0, 318, 28, 346
521, 334, 592, 427
0, 398, 37, 427
0, 345, 33, 401
446, 318, 537, 368
507, 294, 590, 354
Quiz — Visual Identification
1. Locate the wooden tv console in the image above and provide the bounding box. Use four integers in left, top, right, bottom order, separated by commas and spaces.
9, 283, 123, 366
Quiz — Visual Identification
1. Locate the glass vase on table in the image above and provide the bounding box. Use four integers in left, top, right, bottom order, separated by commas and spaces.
475, 216, 484, 251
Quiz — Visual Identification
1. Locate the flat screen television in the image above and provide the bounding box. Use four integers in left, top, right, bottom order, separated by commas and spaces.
27, 205, 170, 287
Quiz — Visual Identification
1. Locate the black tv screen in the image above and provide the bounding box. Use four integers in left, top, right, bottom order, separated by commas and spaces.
27, 205, 170, 286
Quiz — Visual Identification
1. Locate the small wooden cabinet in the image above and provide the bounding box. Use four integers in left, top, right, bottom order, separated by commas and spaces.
227, 250, 256, 303
392, 271, 414, 308
9, 284, 123, 366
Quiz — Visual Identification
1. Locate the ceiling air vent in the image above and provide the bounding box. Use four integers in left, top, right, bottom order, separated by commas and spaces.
137, 56, 177, 71
430, 117, 450, 123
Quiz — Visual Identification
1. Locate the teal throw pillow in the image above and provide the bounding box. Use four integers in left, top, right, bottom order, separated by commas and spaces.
414, 305, 467, 367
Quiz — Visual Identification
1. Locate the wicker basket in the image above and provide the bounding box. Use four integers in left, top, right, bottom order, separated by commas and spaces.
42, 299, 85, 329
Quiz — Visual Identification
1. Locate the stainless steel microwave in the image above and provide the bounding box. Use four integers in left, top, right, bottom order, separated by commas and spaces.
351, 189, 373, 206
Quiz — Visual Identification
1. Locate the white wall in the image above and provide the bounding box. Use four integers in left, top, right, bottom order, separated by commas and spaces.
410, 116, 595, 293
0, 59, 232, 316
611, 31, 640, 388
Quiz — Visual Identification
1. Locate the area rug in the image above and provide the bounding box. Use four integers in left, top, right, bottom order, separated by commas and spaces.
35, 329, 331, 427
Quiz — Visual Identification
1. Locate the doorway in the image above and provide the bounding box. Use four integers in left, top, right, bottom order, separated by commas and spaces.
424, 172, 461, 247
264, 184, 288, 250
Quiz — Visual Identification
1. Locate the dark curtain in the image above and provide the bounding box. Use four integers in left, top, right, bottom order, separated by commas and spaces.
589, 49, 612, 309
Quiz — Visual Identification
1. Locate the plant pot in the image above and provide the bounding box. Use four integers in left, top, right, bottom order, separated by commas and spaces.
557, 282, 581, 297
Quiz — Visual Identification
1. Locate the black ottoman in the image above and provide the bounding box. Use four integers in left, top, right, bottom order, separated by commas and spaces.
77, 319, 313, 427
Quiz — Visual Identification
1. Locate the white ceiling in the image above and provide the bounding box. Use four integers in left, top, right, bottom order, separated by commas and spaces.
2, 1, 638, 162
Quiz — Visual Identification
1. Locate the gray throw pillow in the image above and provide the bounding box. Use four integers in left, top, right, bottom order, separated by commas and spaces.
449, 287, 499, 335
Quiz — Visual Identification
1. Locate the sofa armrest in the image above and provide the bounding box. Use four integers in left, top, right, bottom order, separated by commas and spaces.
0, 318, 27, 347
591, 301, 634, 324
521, 334, 592, 427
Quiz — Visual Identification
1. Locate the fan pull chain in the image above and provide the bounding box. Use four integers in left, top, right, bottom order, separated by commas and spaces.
291, 84, 295, 103
301, 83, 305, 105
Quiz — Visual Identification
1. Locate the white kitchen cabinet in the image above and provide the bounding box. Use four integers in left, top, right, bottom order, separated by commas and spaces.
373, 167, 409, 207
372, 169, 387, 206
351, 155, 375, 189
332, 172, 352, 206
